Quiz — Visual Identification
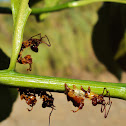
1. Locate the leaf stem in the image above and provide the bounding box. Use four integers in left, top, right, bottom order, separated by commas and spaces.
0, 70, 126, 100
8, 0, 31, 71
31, 0, 126, 14
0, 0, 126, 15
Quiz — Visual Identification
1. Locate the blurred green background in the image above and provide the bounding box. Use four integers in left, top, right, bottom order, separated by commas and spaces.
0, 1, 106, 79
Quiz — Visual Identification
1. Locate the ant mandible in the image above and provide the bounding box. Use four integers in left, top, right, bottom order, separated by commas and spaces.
81, 86, 112, 118
65, 83, 85, 113
17, 33, 51, 71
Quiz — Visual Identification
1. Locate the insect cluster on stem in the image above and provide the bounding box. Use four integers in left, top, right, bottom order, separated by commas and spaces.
17, 88, 55, 126
17, 33, 51, 71
65, 83, 112, 118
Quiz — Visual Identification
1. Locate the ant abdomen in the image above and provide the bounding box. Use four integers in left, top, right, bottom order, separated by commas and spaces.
30, 45, 38, 52
42, 102, 47, 108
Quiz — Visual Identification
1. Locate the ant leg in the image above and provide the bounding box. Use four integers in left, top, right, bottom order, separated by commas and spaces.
27, 106, 33, 111
102, 88, 110, 97
20, 94, 25, 100
73, 85, 77, 89
72, 108, 80, 113
81, 86, 86, 93
65, 83, 70, 92
101, 104, 105, 113
104, 105, 107, 118
29, 34, 51, 47
102, 88, 111, 103
101, 103, 110, 118
88, 87, 91, 93
48, 92, 52, 96
49, 107, 55, 126
40, 35, 51, 47
29, 33, 42, 40
72, 102, 84, 113
104, 101, 112, 118
27, 106, 33, 112
27, 63, 32, 71
107, 91, 111, 105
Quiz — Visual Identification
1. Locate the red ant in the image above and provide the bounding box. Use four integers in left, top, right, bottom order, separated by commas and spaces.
65, 83, 85, 113
17, 33, 51, 71
81, 86, 112, 118
38, 91, 55, 126
18, 88, 37, 111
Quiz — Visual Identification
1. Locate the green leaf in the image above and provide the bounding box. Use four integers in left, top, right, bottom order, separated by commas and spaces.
0, 86, 18, 122
0, 49, 10, 70
0, 49, 18, 122
116, 32, 126, 71
35, 0, 60, 21
114, 33, 126, 60
92, 2, 126, 80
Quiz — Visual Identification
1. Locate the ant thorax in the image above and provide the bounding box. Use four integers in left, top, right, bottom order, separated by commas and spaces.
88, 92, 98, 99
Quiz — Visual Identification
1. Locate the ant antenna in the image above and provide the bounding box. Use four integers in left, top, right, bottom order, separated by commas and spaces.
41, 35, 51, 47
49, 107, 55, 126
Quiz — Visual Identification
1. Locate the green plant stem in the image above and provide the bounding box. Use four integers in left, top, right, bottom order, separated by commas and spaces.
0, 0, 126, 15
31, 0, 126, 14
0, 70, 126, 100
8, 0, 31, 71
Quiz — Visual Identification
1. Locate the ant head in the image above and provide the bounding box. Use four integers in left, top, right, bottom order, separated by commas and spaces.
30, 45, 38, 52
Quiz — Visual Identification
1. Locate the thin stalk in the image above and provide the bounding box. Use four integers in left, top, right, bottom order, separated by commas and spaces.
0, 0, 126, 15
8, 0, 31, 70
31, 0, 126, 14
0, 70, 126, 100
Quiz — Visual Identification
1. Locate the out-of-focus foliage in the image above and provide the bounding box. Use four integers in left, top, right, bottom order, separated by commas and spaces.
0, 49, 18, 122
0, 49, 10, 69
92, 2, 126, 80
0, 86, 18, 122
29, 0, 42, 7
0, 1, 103, 78
34, 0, 61, 21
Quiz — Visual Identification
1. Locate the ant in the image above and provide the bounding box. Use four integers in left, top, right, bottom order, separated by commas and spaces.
65, 83, 85, 113
18, 88, 55, 126
17, 33, 51, 71
81, 86, 112, 118
18, 88, 37, 111
38, 91, 55, 126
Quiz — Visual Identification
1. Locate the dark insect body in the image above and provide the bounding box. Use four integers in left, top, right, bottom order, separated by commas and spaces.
81, 86, 112, 118
18, 88, 37, 111
17, 33, 51, 71
65, 83, 85, 112
18, 88, 55, 126
65, 84, 112, 118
